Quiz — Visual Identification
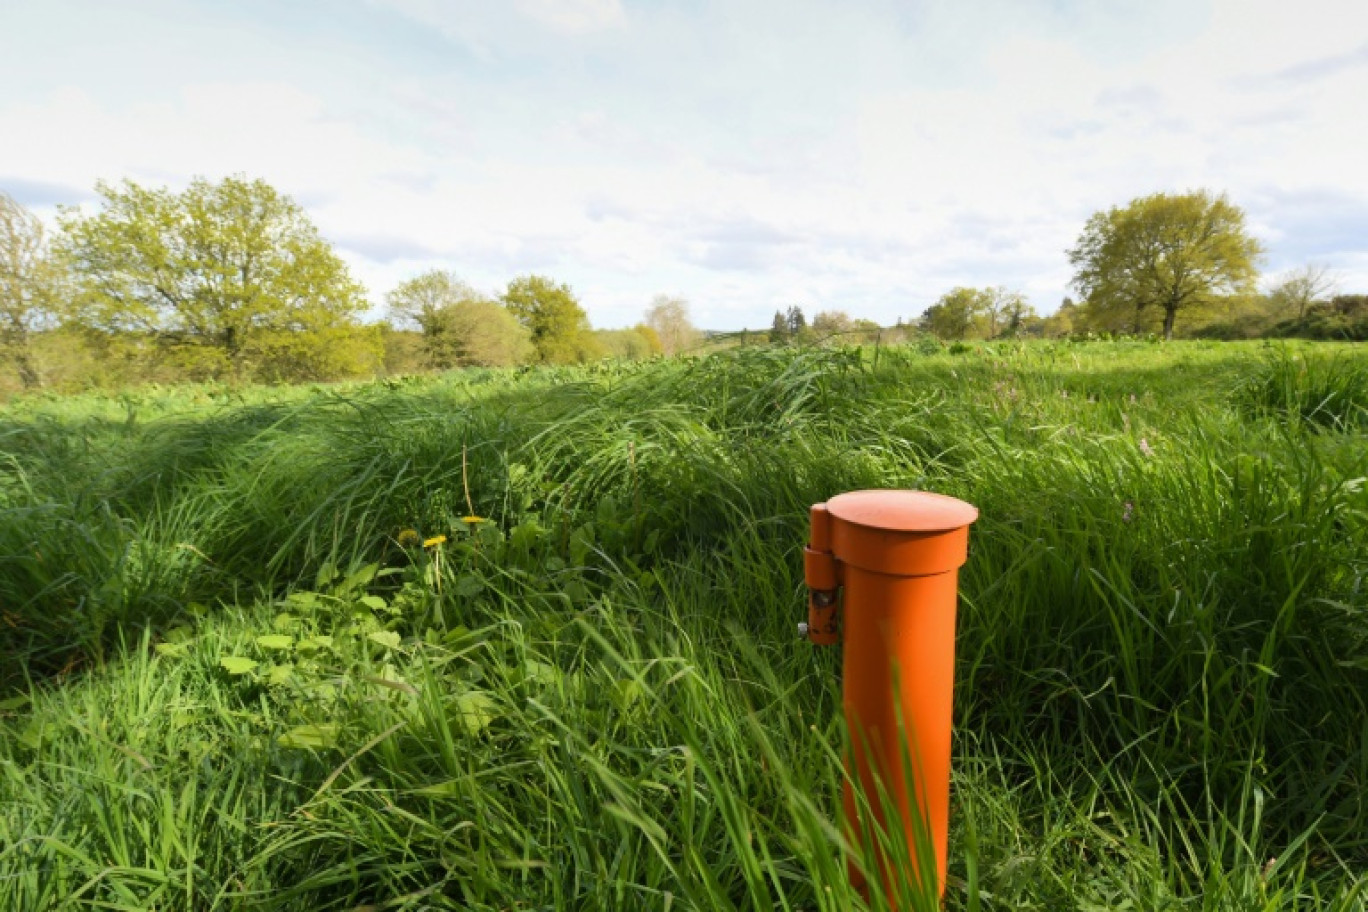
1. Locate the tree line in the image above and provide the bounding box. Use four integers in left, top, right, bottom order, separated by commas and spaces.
385, 273, 708, 369
3, 179, 1361, 393
4, 177, 378, 388
919, 190, 1362, 343
0, 177, 712, 392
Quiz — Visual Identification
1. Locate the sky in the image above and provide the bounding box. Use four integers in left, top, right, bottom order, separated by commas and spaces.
2, 0, 1367, 330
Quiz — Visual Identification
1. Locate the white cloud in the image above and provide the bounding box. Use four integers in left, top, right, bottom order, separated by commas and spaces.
513, 0, 625, 34
2, 0, 1367, 328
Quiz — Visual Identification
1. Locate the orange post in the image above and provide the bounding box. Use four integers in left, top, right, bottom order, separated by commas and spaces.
803, 490, 978, 905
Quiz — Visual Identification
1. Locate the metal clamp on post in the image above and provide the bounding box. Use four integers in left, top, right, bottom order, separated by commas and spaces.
802, 504, 841, 645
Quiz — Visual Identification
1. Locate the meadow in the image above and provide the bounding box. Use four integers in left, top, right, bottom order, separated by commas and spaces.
1, 338, 1366, 910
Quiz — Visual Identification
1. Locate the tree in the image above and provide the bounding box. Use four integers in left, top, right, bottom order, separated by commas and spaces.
1067, 190, 1263, 340
633, 323, 664, 354
1041, 298, 1078, 337
376, 320, 428, 375
644, 294, 700, 356
595, 325, 662, 361
812, 310, 854, 340
852, 318, 884, 344
1268, 263, 1337, 321
978, 287, 1033, 338
388, 270, 531, 368
921, 287, 992, 340
435, 297, 533, 367
991, 289, 1036, 337
786, 306, 807, 335
769, 310, 788, 345
0, 192, 59, 387
501, 275, 594, 364
57, 176, 368, 375
387, 269, 475, 333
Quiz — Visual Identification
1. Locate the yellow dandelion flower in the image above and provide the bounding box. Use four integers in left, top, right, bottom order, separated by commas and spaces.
423, 534, 447, 548
397, 529, 421, 547
461, 515, 487, 525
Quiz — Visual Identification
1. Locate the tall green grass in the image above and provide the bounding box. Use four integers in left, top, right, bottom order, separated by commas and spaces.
2, 339, 1366, 909
1237, 347, 1368, 430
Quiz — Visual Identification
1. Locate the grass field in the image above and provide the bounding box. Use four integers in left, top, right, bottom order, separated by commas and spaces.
2, 339, 1367, 910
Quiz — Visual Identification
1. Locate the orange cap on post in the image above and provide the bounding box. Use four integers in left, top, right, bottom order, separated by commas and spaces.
825, 490, 978, 577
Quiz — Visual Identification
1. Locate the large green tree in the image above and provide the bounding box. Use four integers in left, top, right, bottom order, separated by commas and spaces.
921, 287, 992, 340
388, 270, 532, 368
501, 275, 594, 364
1067, 190, 1263, 340
57, 176, 369, 375
0, 192, 60, 388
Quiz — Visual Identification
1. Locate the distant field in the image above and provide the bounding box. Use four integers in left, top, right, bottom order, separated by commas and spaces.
2, 339, 1366, 910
